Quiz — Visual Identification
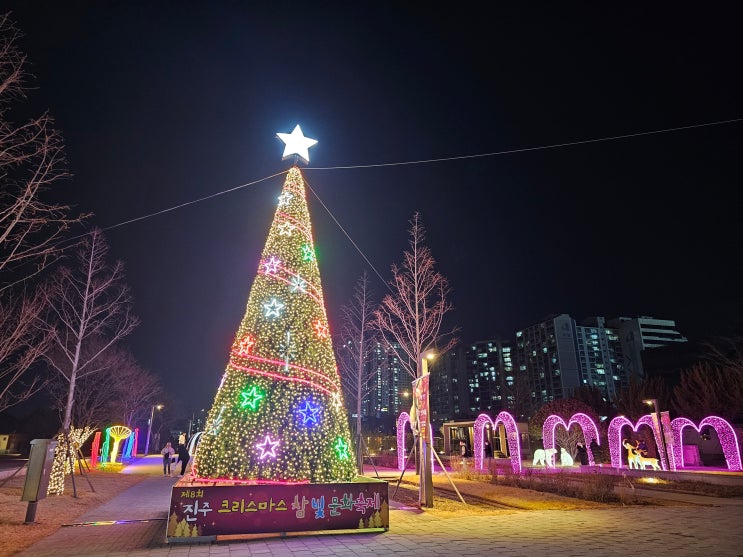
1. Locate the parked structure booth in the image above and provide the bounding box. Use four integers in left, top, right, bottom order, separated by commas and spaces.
442, 419, 531, 459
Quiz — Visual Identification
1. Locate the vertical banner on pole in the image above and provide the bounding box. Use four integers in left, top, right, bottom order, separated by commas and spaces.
412, 375, 430, 441
660, 411, 673, 470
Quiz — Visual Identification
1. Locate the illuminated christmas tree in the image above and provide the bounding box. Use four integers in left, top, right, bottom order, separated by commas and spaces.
193, 129, 356, 483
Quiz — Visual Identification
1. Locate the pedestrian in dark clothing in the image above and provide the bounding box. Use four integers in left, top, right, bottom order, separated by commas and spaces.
177, 444, 190, 476
576, 442, 589, 465
161, 442, 175, 476
589, 439, 601, 464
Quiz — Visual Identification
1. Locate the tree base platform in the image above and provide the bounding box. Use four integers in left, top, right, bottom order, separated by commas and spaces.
166, 475, 389, 542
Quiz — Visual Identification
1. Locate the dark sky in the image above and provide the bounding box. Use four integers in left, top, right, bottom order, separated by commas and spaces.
5, 3, 742, 413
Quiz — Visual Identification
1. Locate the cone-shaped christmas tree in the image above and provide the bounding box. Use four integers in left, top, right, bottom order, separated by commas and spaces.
193, 166, 357, 483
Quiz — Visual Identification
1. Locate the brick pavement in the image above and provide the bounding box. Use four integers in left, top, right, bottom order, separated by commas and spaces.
17, 458, 743, 557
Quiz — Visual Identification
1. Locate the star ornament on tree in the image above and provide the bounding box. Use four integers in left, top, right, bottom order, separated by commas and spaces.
263, 298, 285, 318
262, 256, 281, 275
255, 434, 280, 460
334, 437, 350, 461
297, 400, 321, 425
313, 319, 329, 339
276, 124, 317, 164
236, 334, 256, 356
240, 386, 264, 410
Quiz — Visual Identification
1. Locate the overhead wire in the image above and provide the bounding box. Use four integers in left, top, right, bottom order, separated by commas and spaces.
305, 117, 743, 171
42, 116, 742, 280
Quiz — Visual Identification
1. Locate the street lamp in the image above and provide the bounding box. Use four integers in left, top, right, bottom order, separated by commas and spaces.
417, 350, 436, 507
145, 404, 164, 455
642, 398, 667, 469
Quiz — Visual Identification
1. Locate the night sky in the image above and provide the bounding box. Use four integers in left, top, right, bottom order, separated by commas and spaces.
5, 3, 742, 413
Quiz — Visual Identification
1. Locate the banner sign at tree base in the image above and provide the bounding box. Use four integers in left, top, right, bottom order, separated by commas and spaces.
167, 476, 389, 541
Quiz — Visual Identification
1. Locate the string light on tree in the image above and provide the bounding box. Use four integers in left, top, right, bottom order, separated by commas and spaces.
192, 126, 356, 484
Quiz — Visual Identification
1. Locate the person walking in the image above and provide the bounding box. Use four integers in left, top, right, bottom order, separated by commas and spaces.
161, 441, 175, 477
177, 444, 190, 476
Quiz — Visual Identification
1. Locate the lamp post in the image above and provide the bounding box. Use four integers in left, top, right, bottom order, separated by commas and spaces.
145, 404, 163, 455
417, 350, 436, 507
642, 398, 667, 469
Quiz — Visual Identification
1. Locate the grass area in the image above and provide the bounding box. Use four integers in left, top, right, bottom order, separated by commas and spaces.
0, 470, 145, 557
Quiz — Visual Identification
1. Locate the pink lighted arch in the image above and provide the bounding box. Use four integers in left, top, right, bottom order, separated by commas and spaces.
670, 416, 742, 471
608, 415, 668, 470
542, 413, 600, 466
473, 412, 521, 474
396, 412, 434, 471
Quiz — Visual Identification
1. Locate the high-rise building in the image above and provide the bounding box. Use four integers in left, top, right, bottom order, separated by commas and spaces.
516, 314, 581, 406
607, 316, 688, 381
429, 345, 468, 425
363, 340, 412, 419
465, 339, 515, 416
575, 317, 626, 400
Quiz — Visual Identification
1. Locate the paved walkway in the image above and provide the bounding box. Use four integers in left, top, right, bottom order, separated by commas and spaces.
17, 457, 743, 557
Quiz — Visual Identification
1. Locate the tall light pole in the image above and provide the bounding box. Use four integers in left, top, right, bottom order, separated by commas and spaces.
642, 398, 667, 469
145, 404, 163, 455
416, 350, 436, 507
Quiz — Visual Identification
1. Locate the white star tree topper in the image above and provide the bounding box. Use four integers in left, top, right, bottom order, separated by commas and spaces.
276, 124, 318, 164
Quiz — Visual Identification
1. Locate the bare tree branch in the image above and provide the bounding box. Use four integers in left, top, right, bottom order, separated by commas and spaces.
337, 271, 379, 472
0, 13, 87, 412
40, 228, 140, 434
373, 212, 458, 380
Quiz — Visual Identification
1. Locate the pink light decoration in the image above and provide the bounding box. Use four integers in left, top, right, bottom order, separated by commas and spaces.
255, 434, 280, 460
473, 412, 522, 474
607, 415, 669, 470
90, 430, 101, 469
395, 412, 434, 471
277, 211, 313, 242
670, 416, 742, 471
230, 362, 336, 396
262, 256, 282, 275
190, 476, 310, 486
229, 353, 338, 395
259, 265, 323, 306
542, 413, 600, 466
132, 427, 139, 457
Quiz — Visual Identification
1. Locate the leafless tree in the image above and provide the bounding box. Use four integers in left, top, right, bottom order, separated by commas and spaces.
108, 351, 163, 428
0, 14, 85, 412
0, 285, 50, 411
0, 13, 83, 286
338, 271, 379, 472
702, 336, 743, 379
50, 342, 162, 429
673, 361, 743, 422
40, 228, 139, 435
614, 376, 671, 420
374, 212, 458, 382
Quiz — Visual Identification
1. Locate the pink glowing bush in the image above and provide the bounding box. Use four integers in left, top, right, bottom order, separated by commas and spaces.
473, 412, 521, 474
